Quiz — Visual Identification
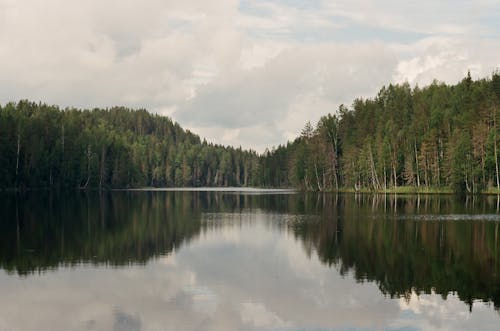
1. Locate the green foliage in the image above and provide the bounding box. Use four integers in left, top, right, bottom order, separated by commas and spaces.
0, 102, 260, 189
262, 72, 500, 193
3, 72, 500, 192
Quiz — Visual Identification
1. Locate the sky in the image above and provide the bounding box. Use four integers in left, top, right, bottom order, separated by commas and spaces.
1, 0, 500, 152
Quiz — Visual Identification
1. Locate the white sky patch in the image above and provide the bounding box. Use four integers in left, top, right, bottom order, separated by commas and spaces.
240, 302, 291, 329
1, 0, 500, 152
184, 58, 218, 99
393, 37, 500, 86
239, 42, 288, 70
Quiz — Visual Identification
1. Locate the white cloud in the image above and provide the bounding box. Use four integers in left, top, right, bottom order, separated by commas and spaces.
0, 0, 499, 151
393, 37, 500, 86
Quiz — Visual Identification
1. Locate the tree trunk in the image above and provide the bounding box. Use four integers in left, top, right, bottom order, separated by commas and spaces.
83, 144, 92, 189
393, 159, 397, 189
435, 144, 440, 187
243, 163, 248, 187
15, 130, 21, 185
383, 164, 387, 190
236, 163, 241, 186
465, 171, 471, 193
328, 131, 339, 191
99, 146, 105, 189
495, 126, 500, 191
314, 162, 322, 191
369, 145, 380, 189
414, 141, 420, 188
493, 105, 500, 191
214, 169, 219, 186
61, 122, 65, 157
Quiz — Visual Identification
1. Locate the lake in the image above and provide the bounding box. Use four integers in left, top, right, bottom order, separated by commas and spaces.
1, 190, 499, 331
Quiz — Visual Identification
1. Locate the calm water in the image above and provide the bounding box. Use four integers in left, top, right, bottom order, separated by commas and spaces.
1, 191, 500, 331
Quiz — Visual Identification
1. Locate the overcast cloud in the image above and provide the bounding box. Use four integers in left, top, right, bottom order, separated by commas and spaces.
1, 0, 500, 151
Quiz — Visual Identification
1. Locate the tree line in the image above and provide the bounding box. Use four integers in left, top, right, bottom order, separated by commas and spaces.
262, 71, 500, 193
0, 101, 261, 189
2, 72, 500, 192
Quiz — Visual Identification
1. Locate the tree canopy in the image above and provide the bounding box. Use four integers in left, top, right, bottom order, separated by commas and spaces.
2, 72, 500, 192
262, 72, 500, 193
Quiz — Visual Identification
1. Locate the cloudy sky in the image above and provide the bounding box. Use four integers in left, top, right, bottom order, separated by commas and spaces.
1, 0, 500, 151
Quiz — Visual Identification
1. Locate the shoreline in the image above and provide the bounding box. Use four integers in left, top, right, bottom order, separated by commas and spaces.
3, 186, 500, 195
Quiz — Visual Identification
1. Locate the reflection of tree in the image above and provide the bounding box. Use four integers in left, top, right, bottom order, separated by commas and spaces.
290, 194, 500, 310
1, 192, 499, 311
0, 191, 308, 275
0, 192, 205, 275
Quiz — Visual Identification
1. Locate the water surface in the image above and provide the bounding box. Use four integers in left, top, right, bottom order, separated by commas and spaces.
1, 192, 499, 330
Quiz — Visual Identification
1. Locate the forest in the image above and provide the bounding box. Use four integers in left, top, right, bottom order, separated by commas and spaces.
1, 71, 500, 193
0, 101, 261, 189
262, 71, 500, 193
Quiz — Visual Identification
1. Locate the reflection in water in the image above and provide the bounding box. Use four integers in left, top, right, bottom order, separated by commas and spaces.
0, 192, 500, 330
294, 194, 500, 311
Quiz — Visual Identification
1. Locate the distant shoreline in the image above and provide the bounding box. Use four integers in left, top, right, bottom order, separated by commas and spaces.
4, 186, 500, 195
115, 187, 298, 193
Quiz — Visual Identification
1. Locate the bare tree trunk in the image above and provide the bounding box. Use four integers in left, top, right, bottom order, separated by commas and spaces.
325, 129, 340, 190
481, 155, 486, 186
305, 173, 312, 191
393, 159, 397, 189
492, 105, 500, 191
435, 145, 440, 187
383, 163, 387, 190
83, 144, 92, 189
214, 169, 219, 186
495, 126, 500, 191
314, 162, 322, 191
243, 163, 248, 187
465, 172, 471, 193
369, 146, 380, 189
438, 137, 443, 187
414, 141, 420, 188
331, 134, 339, 191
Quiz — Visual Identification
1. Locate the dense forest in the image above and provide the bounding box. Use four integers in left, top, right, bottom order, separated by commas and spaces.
2, 71, 500, 192
263, 71, 500, 193
0, 101, 261, 189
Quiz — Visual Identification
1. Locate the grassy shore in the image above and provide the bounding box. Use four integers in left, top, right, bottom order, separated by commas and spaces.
332, 186, 500, 194
332, 186, 455, 194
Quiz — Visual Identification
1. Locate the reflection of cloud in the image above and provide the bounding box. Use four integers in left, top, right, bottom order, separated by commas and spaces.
183, 286, 218, 315
240, 302, 291, 329
113, 310, 142, 331
399, 290, 443, 315
0, 213, 499, 331
393, 291, 499, 331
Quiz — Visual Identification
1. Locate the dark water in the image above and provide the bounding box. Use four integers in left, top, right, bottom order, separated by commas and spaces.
1, 191, 500, 331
